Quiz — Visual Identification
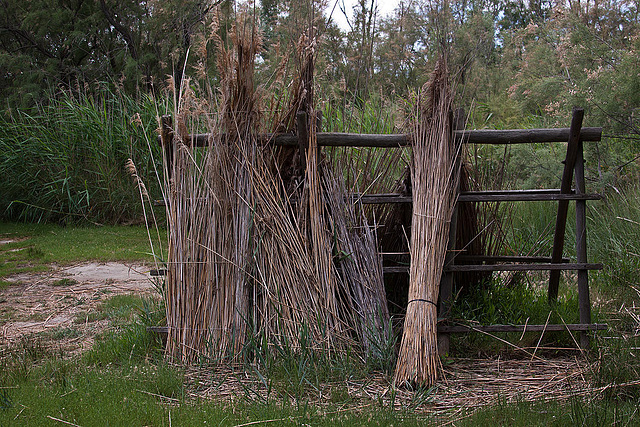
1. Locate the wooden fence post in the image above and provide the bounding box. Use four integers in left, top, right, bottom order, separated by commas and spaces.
548, 107, 584, 301
438, 108, 465, 356
296, 111, 309, 157
575, 140, 591, 349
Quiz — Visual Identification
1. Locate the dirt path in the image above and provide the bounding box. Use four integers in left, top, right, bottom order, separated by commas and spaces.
0, 261, 159, 357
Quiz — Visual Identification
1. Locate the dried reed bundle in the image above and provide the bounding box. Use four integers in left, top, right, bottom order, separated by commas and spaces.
250, 160, 335, 349
163, 16, 391, 363
322, 164, 390, 358
249, 141, 353, 352
306, 113, 346, 349
394, 56, 459, 387
247, 34, 352, 352
164, 16, 261, 362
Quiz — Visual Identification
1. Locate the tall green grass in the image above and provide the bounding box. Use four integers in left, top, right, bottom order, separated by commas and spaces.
0, 85, 163, 224
589, 187, 640, 299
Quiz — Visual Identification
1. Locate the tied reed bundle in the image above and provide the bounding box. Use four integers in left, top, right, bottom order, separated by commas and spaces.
164, 15, 262, 362
323, 165, 391, 358
394, 56, 460, 387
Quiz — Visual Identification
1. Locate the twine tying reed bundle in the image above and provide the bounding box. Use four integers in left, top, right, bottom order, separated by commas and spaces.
394, 55, 460, 387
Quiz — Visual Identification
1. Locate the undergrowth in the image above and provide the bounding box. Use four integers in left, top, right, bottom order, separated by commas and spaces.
449, 276, 584, 356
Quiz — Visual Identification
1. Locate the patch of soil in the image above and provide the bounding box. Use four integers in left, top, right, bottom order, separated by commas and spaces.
0, 262, 160, 357
0, 237, 29, 245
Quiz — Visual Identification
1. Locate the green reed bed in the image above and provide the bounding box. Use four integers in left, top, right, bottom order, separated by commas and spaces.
0, 86, 163, 224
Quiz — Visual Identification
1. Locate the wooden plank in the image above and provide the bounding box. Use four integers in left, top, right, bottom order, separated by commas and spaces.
149, 257, 575, 274
549, 108, 585, 301
157, 127, 603, 148
575, 140, 592, 348
314, 132, 412, 147
149, 269, 167, 276
456, 127, 601, 145
438, 323, 608, 333
445, 263, 602, 272
384, 263, 602, 273
383, 266, 412, 273
152, 192, 601, 207
460, 189, 563, 195
351, 192, 601, 204
458, 193, 602, 202
453, 255, 570, 263
148, 323, 608, 335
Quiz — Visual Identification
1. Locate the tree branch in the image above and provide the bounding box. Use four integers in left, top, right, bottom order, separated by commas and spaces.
0, 27, 56, 59
99, 0, 138, 60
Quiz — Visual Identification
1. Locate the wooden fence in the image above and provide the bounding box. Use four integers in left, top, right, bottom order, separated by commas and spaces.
157, 107, 607, 351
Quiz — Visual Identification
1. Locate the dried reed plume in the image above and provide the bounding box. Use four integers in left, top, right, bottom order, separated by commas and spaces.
394, 56, 459, 387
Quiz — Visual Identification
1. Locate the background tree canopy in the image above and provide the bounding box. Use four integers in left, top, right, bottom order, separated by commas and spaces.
1, 0, 639, 222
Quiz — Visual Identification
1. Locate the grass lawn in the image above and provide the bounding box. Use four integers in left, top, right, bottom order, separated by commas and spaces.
0, 222, 165, 283
0, 221, 639, 425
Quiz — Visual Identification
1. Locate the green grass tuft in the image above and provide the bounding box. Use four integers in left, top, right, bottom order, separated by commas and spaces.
51, 278, 78, 287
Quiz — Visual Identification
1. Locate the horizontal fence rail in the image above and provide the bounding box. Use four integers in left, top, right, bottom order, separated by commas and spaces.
383, 263, 603, 274
158, 127, 602, 148
148, 323, 608, 336
352, 190, 602, 204
153, 190, 602, 207
437, 323, 608, 334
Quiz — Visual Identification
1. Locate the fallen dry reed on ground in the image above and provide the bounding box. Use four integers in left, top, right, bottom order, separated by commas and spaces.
183, 356, 600, 418
394, 56, 460, 387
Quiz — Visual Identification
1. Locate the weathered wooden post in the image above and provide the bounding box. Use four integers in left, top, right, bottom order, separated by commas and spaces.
548, 107, 584, 301
574, 139, 591, 349
438, 108, 465, 356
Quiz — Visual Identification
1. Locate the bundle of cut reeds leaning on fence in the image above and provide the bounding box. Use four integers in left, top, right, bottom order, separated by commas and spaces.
162, 17, 390, 364
394, 56, 460, 387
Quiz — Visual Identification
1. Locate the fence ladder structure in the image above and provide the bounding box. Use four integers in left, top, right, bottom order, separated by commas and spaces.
157, 107, 607, 353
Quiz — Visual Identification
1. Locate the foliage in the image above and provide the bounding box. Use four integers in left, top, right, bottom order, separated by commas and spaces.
0, 0, 226, 107
1, 1, 640, 225
0, 86, 162, 223
449, 276, 582, 355
588, 187, 640, 300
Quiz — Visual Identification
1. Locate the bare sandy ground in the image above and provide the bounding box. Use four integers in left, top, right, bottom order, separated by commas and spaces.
0, 260, 159, 357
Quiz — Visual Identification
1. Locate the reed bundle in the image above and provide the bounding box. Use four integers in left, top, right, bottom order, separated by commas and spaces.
164, 19, 261, 362
163, 20, 389, 363
323, 164, 391, 357
394, 56, 459, 387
